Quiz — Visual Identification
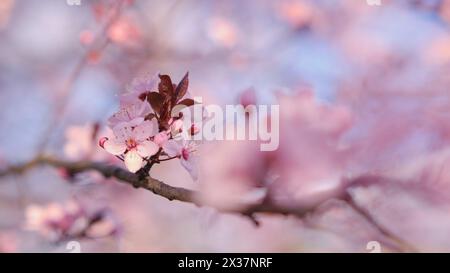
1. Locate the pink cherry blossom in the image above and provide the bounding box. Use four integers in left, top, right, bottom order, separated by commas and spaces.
107, 99, 150, 129
103, 120, 159, 173
162, 139, 198, 180
108, 73, 158, 128
24, 201, 86, 241
24, 201, 118, 242
153, 131, 170, 147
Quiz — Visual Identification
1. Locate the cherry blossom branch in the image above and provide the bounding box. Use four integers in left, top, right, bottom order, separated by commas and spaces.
0, 155, 196, 204
0, 155, 417, 252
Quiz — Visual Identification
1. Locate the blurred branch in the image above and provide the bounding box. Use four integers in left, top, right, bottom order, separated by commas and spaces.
0, 156, 417, 252
0, 155, 195, 204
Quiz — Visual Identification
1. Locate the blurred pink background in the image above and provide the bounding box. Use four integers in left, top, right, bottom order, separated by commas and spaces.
1, 0, 450, 252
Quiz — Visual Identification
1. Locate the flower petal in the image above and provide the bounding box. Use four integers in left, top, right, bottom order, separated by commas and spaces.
170, 119, 184, 136
181, 156, 198, 181
133, 120, 158, 141
112, 123, 134, 142
127, 117, 144, 127
103, 139, 126, 155
153, 132, 169, 146
162, 140, 181, 157
124, 150, 143, 173
136, 141, 159, 158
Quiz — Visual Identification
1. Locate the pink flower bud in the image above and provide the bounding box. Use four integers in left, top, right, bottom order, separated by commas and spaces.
79, 30, 94, 46
190, 124, 200, 136
170, 119, 184, 135
239, 87, 256, 108
99, 137, 108, 148
181, 148, 190, 160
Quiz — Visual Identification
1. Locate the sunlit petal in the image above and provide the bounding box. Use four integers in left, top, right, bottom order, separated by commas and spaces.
103, 139, 126, 155
136, 141, 159, 158
124, 150, 143, 173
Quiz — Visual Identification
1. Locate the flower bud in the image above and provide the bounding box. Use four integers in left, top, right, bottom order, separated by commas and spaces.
98, 137, 108, 148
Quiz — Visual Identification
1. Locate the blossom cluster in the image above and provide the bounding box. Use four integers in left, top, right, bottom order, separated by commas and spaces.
24, 200, 118, 242
99, 73, 199, 180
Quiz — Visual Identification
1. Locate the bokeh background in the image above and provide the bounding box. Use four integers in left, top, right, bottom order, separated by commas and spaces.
2, 0, 450, 252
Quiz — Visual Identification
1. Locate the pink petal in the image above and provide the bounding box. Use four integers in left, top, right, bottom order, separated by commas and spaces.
108, 108, 129, 123
124, 150, 143, 173
136, 141, 159, 158
127, 117, 144, 127
170, 119, 184, 135
162, 140, 181, 157
112, 123, 133, 142
181, 156, 198, 181
133, 120, 158, 141
153, 132, 169, 146
103, 139, 126, 155
109, 99, 151, 129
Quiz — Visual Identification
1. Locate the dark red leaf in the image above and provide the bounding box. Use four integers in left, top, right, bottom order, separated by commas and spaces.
138, 92, 149, 101
144, 113, 156, 121
176, 98, 196, 107
147, 92, 165, 114
175, 72, 189, 102
158, 74, 174, 96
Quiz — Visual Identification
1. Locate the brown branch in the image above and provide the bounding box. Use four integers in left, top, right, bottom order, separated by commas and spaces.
0, 155, 416, 252
0, 155, 197, 205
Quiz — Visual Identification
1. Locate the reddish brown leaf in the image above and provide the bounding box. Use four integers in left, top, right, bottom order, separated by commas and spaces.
158, 74, 174, 96
175, 72, 189, 102
147, 92, 165, 114
144, 113, 156, 121
138, 92, 149, 101
176, 98, 196, 107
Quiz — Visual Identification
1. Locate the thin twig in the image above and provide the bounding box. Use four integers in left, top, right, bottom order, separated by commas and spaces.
37, 0, 128, 154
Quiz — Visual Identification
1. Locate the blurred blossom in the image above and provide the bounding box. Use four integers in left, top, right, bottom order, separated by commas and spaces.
424, 35, 450, 65
238, 87, 257, 109
200, 88, 353, 209
24, 200, 86, 241
107, 16, 142, 47
79, 30, 95, 46
440, 0, 450, 23
199, 139, 272, 209
0, 0, 14, 30
24, 200, 118, 242
276, 0, 315, 29
0, 232, 17, 253
64, 123, 113, 161
271, 90, 352, 201
207, 17, 238, 48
